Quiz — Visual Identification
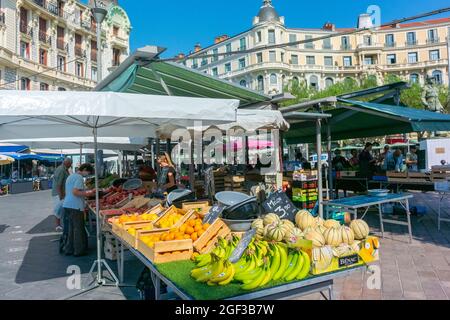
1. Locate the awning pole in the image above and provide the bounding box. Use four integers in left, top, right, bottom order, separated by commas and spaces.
316, 119, 324, 218
327, 123, 333, 200
93, 127, 102, 284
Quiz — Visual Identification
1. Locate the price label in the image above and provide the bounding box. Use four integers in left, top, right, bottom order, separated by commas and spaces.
262, 190, 297, 221
338, 254, 360, 268
229, 229, 257, 264
202, 204, 225, 224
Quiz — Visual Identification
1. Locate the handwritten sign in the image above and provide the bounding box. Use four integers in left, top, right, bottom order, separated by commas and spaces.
338, 254, 360, 268
202, 204, 225, 224
229, 229, 257, 264
262, 190, 297, 221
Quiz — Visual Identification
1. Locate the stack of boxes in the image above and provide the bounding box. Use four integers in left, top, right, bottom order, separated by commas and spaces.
292, 170, 319, 210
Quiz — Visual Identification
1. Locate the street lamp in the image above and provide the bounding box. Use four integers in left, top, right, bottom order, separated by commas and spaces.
91, 0, 108, 83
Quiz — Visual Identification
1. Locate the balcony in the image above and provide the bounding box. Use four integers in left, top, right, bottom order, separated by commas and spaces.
304, 44, 315, 49
322, 44, 332, 50
91, 51, 97, 62
340, 45, 352, 50
32, 0, 59, 16
405, 40, 418, 46
75, 46, 84, 57
384, 42, 396, 48
20, 22, 33, 37
426, 37, 440, 44
38, 31, 51, 45
57, 39, 67, 51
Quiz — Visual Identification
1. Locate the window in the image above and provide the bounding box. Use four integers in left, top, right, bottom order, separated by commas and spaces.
113, 26, 119, 37
291, 55, 298, 65
240, 79, 247, 87
309, 75, 319, 90
226, 43, 232, 56
281, 52, 285, 62
20, 8, 28, 34
91, 67, 97, 81
40, 83, 49, 91
406, 32, 416, 45
306, 56, 315, 65
289, 34, 297, 48
192, 59, 198, 69
58, 87, 66, 91
341, 36, 350, 50
270, 74, 277, 85
432, 70, 443, 84
257, 75, 264, 91
201, 56, 208, 66
75, 62, 84, 77
387, 54, 396, 64
212, 67, 218, 76
324, 56, 333, 66
20, 41, 30, 59
224, 63, 231, 73
238, 58, 246, 70
112, 48, 121, 66
75, 34, 83, 57
385, 34, 395, 47
39, 49, 48, 66
268, 30, 275, 44
57, 26, 65, 50
256, 52, 263, 63
256, 31, 262, 43
325, 78, 334, 88
57, 55, 66, 72
20, 77, 30, 90
305, 35, 313, 49
363, 35, 372, 46
408, 52, 418, 64
323, 38, 332, 49
429, 50, 440, 61
364, 56, 374, 65
428, 29, 438, 43
239, 38, 246, 51
38, 17, 47, 43
409, 74, 419, 84
212, 48, 219, 62
91, 40, 98, 62
343, 56, 352, 67
269, 51, 276, 62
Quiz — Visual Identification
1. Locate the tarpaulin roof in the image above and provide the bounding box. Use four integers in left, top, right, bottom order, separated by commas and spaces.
95, 46, 272, 108
284, 99, 450, 144
0, 145, 29, 153
0, 152, 63, 162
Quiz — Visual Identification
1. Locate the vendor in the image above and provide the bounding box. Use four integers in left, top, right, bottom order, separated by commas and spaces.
137, 160, 157, 181
157, 152, 177, 193
385, 149, 404, 172
332, 150, 350, 171
406, 146, 419, 172
379, 145, 392, 170
349, 149, 359, 168
62, 163, 94, 257
358, 143, 376, 178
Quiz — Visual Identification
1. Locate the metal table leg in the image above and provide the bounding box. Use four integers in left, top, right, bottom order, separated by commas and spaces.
378, 204, 385, 238
405, 199, 413, 244
438, 195, 442, 232
155, 275, 161, 301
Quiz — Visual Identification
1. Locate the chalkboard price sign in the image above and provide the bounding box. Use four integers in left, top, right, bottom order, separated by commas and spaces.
202, 204, 225, 224
262, 190, 298, 221
338, 254, 360, 268
229, 229, 257, 264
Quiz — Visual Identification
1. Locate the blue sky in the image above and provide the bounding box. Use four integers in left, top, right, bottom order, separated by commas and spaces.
117, 0, 450, 58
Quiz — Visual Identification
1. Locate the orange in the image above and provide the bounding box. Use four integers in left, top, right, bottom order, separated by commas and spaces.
194, 225, 202, 232
203, 223, 211, 230
191, 232, 198, 241
198, 229, 205, 237
195, 219, 203, 225
188, 220, 196, 227
175, 235, 184, 240
185, 226, 195, 235
184, 234, 191, 240
160, 234, 167, 241
179, 224, 187, 233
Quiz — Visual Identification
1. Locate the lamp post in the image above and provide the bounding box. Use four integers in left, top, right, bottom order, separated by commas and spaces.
91, 0, 108, 83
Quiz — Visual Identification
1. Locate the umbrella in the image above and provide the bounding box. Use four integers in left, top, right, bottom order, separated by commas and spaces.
0, 155, 14, 166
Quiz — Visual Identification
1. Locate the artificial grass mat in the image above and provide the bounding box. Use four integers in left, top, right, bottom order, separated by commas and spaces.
156, 260, 303, 300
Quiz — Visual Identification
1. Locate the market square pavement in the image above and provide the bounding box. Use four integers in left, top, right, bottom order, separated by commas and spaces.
0, 190, 449, 300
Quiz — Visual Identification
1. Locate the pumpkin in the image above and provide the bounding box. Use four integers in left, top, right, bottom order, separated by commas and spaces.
316, 216, 325, 226
295, 211, 317, 231
264, 213, 281, 227
340, 226, 355, 245
312, 246, 334, 271
281, 219, 295, 232
304, 229, 326, 248
315, 225, 327, 235
350, 220, 370, 240
265, 224, 286, 242
323, 227, 343, 246
284, 227, 304, 243
252, 219, 265, 238
324, 219, 341, 229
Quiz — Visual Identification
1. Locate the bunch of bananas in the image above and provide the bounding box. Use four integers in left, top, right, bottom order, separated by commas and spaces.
191, 236, 311, 291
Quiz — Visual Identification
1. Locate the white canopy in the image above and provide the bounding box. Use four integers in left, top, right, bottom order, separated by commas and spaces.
0, 90, 239, 139
0, 137, 148, 152
32, 148, 119, 157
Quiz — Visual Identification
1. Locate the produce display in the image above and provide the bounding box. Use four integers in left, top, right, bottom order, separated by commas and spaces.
190, 236, 311, 290
94, 187, 147, 210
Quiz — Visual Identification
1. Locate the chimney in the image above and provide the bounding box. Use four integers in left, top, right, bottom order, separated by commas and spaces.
194, 43, 202, 52
322, 22, 335, 31
177, 53, 185, 59
214, 35, 230, 44
357, 13, 373, 29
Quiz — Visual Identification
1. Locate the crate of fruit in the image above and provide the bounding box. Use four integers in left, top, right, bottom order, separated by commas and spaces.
112, 221, 154, 248
193, 219, 231, 254
152, 206, 193, 230
136, 230, 193, 264
120, 196, 151, 210
182, 201, 211, 217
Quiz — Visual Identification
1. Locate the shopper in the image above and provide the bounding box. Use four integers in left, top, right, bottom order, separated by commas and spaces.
332, 150, 349, 171
358, 143, 376, 178
385, 149, 404, 172
62, 163, 94, 257
52, 157, 72, 232
349, 149, 359, 168
406, 146, 419, 172
156, 152, 177, 193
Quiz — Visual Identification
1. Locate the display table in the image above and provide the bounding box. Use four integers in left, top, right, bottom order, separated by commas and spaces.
325, 193, 414, 243
373, 180, 436, 193
335, 177, 369, 198
113, 233, 365, 300
9, 181, 33, 194
437, 190, 450, 231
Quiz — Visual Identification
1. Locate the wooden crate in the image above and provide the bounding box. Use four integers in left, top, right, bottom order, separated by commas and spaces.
193, 219, 230, 253
431, 166, 450, 181
112, 221, 153, 248
143, 204, 165, 215
136, 230, 193, 264
115, 196, 133, 209
199, 225, 231, 254
408, 172, 430, 179
120, 196, 151, 210
182, 201, 210, 215
152, 206, 194, 230
387, 171, 408, 178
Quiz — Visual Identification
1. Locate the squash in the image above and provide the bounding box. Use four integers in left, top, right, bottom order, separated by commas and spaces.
350, 220, 370, 240
324, 219, 341, 229
340, 226, 355, 245
284, 227, 304, 243
323, 227, 343, 246
264, 213, 281, 227
252, 219, 265, 238
266, 224, 286, 242
295, 211, 317, 231
312, 246, 334, 271
304, 229, 326, 248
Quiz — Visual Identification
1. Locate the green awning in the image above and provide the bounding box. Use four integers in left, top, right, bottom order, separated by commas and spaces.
284, 99, 450, 144
96, 47, 272, 108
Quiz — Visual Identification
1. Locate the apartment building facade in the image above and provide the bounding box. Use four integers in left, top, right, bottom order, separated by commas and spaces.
184, 0, 449, 95
0, 0, 131, 91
